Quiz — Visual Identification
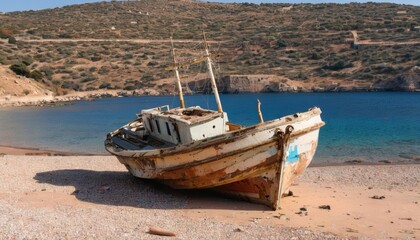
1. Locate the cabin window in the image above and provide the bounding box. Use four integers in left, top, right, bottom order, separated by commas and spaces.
148, 119, 154, 132
155, 120, 161, 133
165, 122, 171, 136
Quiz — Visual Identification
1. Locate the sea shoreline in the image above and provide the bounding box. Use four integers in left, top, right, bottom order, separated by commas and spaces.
1, 89, 418, 108
0, 89, 131, 108
0, 144, 102, 156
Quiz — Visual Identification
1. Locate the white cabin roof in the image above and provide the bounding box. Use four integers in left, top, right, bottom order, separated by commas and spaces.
142, 106, 224, 126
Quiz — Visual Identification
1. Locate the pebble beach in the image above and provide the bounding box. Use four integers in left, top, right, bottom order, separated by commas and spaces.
0, 151, 418, 239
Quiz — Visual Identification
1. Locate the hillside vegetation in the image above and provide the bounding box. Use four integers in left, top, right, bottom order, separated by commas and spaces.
0, 0, 419, 95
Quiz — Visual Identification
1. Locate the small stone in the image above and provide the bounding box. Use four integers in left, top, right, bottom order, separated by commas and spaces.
370, 195, 385, 200
345, 160, 362, 164
319, 205, 331, 210
233, 228, 243, 232
346, 228, 358, 233
300, 207, 307, 211
378, 160, 391, 164
274, 214, 289, 220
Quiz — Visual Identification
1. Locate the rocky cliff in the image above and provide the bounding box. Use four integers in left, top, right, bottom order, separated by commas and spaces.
373, 67, 420, 91
183, 72, 420, 94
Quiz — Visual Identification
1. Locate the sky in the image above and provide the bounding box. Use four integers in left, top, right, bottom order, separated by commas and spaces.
0, 0, 418, 12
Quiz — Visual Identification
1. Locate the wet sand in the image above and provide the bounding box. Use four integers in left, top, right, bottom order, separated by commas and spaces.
0, 149, 419, 239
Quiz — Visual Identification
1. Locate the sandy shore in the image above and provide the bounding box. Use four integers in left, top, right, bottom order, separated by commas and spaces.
0, 90, 129, 108
0, 153, 418, 239
0, 145, 96, 156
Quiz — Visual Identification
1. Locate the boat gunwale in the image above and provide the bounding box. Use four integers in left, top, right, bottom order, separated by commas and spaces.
105, 107, 323, 158
157, 122, 324, 173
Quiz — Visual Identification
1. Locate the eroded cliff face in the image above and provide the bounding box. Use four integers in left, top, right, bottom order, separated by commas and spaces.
221, 75, 304, 93
183, 73, 420, 94
373, 67, 420, 91
187, 75, 309, 93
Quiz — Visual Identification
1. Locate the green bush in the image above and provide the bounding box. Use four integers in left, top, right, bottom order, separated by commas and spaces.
123, 85, 136, 90
8, 36, 17, 44
10, 63, 30, 77
98, 66, 110, 75
123, 53, 133, 60
141, 73, 154, 81
147, 61, 158, 66
99, 83, 110, 89
322, 60, 354, 71
276, 38, 287, 48
40, 67, 54, 78
309, 52, 323, 60
42, 34, 55, 39
58, 33, 72, 38
81, 76, 97, 83
84, 87, 97, 91
91, 56, 102, 62
29, 70, 44, 80
21, 56, 34, 66
61, 81, 80, 90
52, 80, 61, 85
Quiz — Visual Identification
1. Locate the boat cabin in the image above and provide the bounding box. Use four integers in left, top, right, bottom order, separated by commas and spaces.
141, 106, 229, 145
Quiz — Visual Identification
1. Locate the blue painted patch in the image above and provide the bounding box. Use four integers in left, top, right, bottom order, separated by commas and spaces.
286, 145, 299, 163
267, 146, 277, 156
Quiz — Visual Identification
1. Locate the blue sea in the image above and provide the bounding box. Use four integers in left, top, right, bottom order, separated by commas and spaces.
0, 92, 419, 163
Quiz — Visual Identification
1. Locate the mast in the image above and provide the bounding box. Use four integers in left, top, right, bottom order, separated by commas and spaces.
202, 31, 223, 113
170, 37, 185, 109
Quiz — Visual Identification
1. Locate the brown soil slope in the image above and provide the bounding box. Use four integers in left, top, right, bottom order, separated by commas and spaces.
0, 65, 52, 96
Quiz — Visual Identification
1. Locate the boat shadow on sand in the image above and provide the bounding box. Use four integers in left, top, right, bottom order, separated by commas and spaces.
33, 169, 269, 211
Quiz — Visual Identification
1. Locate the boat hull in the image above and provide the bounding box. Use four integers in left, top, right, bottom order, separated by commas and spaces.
105, 107, 324, 210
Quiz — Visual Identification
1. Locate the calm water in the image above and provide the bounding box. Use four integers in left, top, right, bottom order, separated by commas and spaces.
0, 92, 419, 163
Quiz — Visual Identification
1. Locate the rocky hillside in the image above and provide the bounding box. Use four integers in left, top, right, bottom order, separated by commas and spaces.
0, 0, 419, 96
0, 65, 52, 97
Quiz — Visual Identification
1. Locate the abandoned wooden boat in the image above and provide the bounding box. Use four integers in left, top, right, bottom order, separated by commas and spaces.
105, 34, 325, 210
